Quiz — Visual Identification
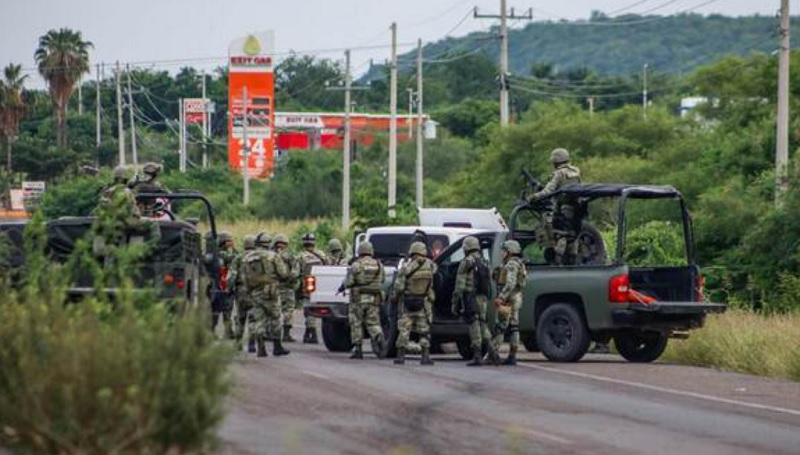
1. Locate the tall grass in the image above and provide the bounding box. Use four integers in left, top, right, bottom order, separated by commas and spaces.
663, 311, 800, 381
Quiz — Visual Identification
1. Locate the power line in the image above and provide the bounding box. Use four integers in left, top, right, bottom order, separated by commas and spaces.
608, 0, 658, 16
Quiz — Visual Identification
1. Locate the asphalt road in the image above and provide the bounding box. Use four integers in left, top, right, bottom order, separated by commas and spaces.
218, 339, 800, 455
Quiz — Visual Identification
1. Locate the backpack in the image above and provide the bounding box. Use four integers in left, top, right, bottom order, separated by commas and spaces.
473, 256, 491, 297
243, 250, 270, 288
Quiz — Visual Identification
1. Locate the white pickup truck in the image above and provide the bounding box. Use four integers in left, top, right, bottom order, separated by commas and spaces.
304, 208, 507, 352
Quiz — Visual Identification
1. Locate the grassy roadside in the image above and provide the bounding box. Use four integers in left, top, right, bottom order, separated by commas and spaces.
662, 311, 800, 381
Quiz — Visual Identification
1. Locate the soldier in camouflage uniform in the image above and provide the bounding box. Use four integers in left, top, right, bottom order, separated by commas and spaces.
297, 233, 327, 344
452, 236, 500, 366
491, 240, 527, 366
228, 235, 257, 352
344, 241, 385, 359
245, 233, 291, 357
326, 238, 349, 265
98, 166, 141, 225
212, 231, 238, 339
129, 162, 170, 217
393, 241, 436, 366
273, 233, 301, 342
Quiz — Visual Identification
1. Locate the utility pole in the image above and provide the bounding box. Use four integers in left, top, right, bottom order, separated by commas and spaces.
776, 0, 791, 203
126, 64, 138, 168
642, 63, 649, 119
416, 38, 424, 209
115, 61, 125, 166
588, 97, 595, 117
95, 63, 101, 148
242, 87, 250, 206
407, 88, 414, 139
474, 2, 531, 127
201, 70, 208, 169
343, 50, 352, 231
388, 22, 398, 218
179, 98, 187, 173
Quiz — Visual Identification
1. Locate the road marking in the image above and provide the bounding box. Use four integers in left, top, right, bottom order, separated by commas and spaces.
300, 369, 330, 380
519, 363, 800, 418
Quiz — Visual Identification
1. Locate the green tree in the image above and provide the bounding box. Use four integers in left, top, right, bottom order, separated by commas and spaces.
34, 28, 92, 148
0, 64, 28, 172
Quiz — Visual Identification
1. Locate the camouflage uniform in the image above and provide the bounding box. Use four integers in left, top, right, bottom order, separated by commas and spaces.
228, 235, 256, 351
491, 240, 527, 365
245, 236, 291, 357
452, 236, 498, 366
94, 167, 152, 252
129, 162, 170, 217
297, 233, 327, 344
345, 241, 385, 359
393, 242, 436, 365
213, 233, 238, 338
272, 233, 300, 342
326, 238, 349, 265
531, 148, 582, 263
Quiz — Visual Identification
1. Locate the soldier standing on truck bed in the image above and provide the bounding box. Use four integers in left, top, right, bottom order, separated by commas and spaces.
297, 233, 327, 344
273, 233, 300, 343
228, 235, 257, 353
491, 240, 527, 366
452, 236, 500, 366
245, 232, 291, 358
393, 241, 436, 366
344, 241, 386, 359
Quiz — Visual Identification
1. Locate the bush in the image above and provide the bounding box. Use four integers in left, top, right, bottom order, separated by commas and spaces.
0, 215, 232, 454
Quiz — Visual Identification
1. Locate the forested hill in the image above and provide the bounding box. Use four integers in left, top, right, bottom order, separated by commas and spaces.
414, 13, 796, 76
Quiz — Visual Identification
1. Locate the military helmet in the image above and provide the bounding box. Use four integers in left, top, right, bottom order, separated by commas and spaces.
549, 148, 570, 165
301, 232, 316, 246
255, 232, 272, 248
408, 241, 427, 257
217, 231, 232, 245
462, 236, 480, 253
143, 161, 162, 176
243, 235, 256, 250
501, 239, 522, 255
112, 165, 127, 180
328, 238, 343, 252
357, 241, 374, 256
273, 233, 289, 246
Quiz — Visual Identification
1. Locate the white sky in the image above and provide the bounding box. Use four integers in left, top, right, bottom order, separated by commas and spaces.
1, 0, 794, 88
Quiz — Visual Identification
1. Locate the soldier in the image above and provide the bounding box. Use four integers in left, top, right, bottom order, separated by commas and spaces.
531, 148, 581, 200
452, 236, 500, 366
98, 166, 141, 224
344, 241, 385, 359
212, 231, 237, 339
296, 233, 327, 344
228, 234, 257, 352
244, 232, 291, 357
326, 238, 349, 265
273, 233, 300, 342
130, 162, 170, 216
491, 240, 527, 366
393, 241, 436, 366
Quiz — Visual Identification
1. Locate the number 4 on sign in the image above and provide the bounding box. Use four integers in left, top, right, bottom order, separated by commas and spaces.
237, 138, 266, 157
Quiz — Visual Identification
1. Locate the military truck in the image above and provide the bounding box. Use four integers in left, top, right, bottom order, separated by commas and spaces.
312, 183, 726, 363
1, 193, 220, 307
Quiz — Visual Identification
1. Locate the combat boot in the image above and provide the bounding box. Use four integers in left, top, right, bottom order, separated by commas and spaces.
303, 327, 319, 344
256, 338, 268, 358
394, 348, 406, 365
273, 340, 290, 356
420, 347, 434, 366
247, 336, 256, 353
466, 348, 483, 366
283, 326, 296, 343
503, 346, 518, 366
349, 344, 363, 359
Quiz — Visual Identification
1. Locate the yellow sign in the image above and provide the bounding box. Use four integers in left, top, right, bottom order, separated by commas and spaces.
243, 35, 261, 56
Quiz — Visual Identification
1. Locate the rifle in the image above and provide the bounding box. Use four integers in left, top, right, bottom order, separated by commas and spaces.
521, 168, 543, 193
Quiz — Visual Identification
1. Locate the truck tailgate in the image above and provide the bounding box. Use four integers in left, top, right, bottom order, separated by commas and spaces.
628, 301, 727, 314
310, 266, 350, 304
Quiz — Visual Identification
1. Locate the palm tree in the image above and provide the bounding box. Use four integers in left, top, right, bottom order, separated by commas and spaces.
34, 28, 92, 148
0, 63, 29, 172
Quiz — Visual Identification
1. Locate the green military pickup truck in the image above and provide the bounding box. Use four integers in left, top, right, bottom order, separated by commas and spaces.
382, 183, 726, 363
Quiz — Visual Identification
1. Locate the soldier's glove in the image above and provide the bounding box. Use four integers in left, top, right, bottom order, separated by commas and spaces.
336, 283, 346, 295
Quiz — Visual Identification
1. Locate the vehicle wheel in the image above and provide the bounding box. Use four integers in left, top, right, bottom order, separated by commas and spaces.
536, 303, 590, 362
577, 222, 608, 266
522, 334, 539, 352
322, 318, 352, 352
614, 330, 668, 363
430, 342, 445, 354
381, 302, 399, 358
455, 338, 488, 360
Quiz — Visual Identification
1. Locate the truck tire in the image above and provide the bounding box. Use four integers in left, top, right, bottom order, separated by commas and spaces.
456, 338, 488, 360
322, 319, 353, 352
536, 303, 590, 362
614, 330, 668, 363
577, 222, 608, 266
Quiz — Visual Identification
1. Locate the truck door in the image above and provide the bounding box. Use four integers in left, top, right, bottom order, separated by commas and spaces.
432, 235, 494, 321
